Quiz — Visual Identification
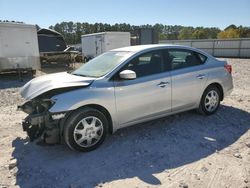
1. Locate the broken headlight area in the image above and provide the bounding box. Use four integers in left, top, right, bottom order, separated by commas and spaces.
18, 99, 55, 114
18, 99, 62, 144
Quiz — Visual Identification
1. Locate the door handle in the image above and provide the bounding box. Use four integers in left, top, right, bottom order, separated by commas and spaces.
157, 82, 169, 88
196, 74, 205, 79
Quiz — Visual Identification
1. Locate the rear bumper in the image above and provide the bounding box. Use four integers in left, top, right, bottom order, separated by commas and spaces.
224, 87, 233, 97
222, 73, 233, 98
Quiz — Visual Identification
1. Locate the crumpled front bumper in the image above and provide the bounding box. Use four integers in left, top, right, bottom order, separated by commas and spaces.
22, 112, 61, 144
22, 113, 47, 141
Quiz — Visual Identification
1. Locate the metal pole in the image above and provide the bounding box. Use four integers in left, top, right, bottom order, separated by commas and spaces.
238, 39, 242, 58
212, 39, 215, 56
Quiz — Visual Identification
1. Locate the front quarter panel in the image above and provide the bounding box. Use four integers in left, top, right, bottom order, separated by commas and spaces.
49, 80, 118, 129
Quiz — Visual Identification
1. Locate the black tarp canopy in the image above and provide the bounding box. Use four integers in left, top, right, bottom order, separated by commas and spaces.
37, 28, 67, 52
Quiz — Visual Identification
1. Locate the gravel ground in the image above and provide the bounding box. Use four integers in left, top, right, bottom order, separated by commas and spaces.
0, 59, 249, 188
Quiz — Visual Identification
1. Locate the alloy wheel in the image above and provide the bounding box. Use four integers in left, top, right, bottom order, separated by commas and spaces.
73, 116, 104, 148
204, 90, 219, 112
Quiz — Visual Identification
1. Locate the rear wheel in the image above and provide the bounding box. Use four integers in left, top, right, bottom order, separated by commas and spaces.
64, 108, 108, 152
198, 86, 221, 115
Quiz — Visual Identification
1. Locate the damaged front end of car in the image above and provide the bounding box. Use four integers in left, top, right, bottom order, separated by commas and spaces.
18, 71, 95, 144
18, 98, 65, 144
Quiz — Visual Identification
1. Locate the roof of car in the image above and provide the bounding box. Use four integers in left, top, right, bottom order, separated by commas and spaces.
111, 44, 212, 58
111, 44, 175, 52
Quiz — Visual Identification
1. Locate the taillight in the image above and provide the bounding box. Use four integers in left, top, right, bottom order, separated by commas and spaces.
224, 64, 232, 74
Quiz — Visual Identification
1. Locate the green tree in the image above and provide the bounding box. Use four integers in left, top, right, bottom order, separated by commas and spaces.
192, 29, 207, 39
48, 22, 249, 44
178, 27, 195, 39
238, 26, 250, 38
204, 27, 221, 39
225, 24, 237, 30
217, 28, 240, 39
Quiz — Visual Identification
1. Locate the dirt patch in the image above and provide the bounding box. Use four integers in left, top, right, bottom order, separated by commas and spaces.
0, 59, 249, 188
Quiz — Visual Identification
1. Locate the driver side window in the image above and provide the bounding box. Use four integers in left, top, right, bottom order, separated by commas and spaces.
124, 50, 164, 78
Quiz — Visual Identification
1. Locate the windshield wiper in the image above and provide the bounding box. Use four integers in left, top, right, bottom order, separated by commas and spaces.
71, 73, 88, 77
71, 72, 99, 78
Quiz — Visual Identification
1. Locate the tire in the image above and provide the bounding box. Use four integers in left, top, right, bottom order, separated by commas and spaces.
84, 57, 88, 63
63, 107, 108, 152
197, 86, 221, 115
31, 70, 36, 77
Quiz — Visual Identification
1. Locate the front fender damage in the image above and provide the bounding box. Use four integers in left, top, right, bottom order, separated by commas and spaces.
19, 85, 87, 144
19, 99, 67, 144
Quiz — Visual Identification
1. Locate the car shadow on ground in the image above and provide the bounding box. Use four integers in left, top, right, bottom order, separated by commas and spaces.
12, 105, 250, 188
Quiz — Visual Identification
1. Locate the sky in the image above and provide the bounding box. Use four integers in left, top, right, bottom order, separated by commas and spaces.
0, 0, 250, 29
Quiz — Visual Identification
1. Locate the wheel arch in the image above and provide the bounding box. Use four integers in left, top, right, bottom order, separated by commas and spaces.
62, 104, 114, 135
85, 104, 113, 134
205, 82, 224, 101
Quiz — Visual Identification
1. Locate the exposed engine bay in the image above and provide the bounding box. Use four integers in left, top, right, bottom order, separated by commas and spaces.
18, 98, 62, 144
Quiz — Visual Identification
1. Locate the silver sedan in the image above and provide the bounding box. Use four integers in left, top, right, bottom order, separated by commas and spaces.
19, 44, 233, 152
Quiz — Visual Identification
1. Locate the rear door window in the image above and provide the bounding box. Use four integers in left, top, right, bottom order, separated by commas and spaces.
168, 49, 206, 70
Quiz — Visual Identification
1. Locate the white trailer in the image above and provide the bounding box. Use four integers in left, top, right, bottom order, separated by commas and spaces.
81, 32, 131, 59
0, 23, 40, 73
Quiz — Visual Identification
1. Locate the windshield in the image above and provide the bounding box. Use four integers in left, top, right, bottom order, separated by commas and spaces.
72, 51, 133, 77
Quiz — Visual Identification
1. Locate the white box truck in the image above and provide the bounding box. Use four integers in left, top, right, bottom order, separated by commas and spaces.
81, 32, 130, 60
0, 23, 40, 73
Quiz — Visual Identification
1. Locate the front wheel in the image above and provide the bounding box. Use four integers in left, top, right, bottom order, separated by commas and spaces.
198, 86, 221, 115
63, 108, 108, 152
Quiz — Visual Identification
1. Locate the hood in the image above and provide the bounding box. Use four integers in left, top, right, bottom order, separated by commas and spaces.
20, 72, 95, 100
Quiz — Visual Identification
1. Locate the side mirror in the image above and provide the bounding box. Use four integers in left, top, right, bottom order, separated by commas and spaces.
119, 70, 136, 80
